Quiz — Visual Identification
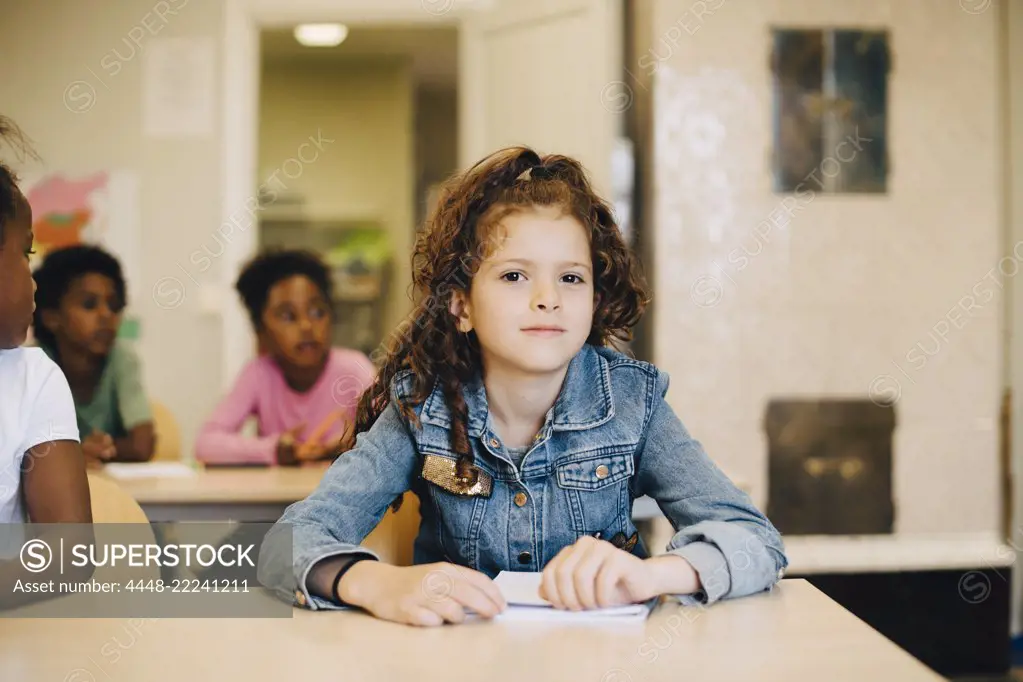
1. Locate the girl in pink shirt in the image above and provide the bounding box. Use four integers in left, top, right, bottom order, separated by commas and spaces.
195, 250, 375, 466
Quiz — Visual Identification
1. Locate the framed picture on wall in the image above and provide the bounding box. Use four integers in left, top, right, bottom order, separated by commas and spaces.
771, 28, 890, 194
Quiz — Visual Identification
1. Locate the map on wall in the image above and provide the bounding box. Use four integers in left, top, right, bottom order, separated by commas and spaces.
27, 172, 109, 251
22, 170, 142, 340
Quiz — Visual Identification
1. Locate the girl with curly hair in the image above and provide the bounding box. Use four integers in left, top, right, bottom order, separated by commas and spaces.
259, 146, 787, 626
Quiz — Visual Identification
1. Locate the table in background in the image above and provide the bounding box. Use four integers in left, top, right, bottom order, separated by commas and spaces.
0, 580, 942, 681
785, 533, 1013, 679
103, 463, 674, 523
103, 465, 333, 522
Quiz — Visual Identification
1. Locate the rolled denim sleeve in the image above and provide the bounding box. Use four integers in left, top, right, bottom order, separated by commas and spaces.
257, 400, 419, 610
633, 370, 788, 605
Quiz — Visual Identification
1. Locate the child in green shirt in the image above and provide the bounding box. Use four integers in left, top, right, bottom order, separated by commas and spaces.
33, 245, 154, 465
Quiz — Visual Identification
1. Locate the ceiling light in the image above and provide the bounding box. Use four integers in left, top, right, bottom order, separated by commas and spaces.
294, 24, 349, 47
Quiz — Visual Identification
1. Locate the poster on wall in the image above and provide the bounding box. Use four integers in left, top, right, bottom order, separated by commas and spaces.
22, 170, 142, 341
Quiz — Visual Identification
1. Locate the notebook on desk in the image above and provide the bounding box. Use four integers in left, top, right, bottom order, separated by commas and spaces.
490, 571, 656, 623
102, 462, 197, 479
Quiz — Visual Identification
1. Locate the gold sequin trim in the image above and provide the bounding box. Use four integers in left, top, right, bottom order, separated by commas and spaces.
421, 454, 493, 498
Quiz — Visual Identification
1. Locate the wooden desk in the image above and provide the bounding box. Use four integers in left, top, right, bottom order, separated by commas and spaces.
103, 465, 331, 522
783, 532, 1014, 575
783, 533, 1013, 678
0, 580, 941, 681
103, 464, 672, 523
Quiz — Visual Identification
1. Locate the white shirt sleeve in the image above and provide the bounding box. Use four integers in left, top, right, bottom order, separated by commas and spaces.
20, 355, 80, 455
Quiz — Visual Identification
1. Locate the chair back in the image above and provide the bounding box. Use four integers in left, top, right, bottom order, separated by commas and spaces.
362, 493, 420, 566
87, 473, 159, 581
151, 400, 182, 461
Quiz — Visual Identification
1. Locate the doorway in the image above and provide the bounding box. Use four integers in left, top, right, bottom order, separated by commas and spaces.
255, 24, 459, 356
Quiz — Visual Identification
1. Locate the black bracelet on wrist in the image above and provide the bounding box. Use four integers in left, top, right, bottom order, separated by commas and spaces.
331, 556, 374, 606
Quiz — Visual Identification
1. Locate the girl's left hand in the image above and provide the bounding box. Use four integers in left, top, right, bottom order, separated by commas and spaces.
539, 536, 699, 610
294, 411, 345, 461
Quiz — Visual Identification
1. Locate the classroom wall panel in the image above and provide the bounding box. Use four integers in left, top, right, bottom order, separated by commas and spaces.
646, 0, 1003, 534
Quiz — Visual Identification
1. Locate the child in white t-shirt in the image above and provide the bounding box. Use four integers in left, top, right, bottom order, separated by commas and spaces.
0, 115, 91, 530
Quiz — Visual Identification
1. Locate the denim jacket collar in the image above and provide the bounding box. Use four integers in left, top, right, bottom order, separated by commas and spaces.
414, 344, 615, 437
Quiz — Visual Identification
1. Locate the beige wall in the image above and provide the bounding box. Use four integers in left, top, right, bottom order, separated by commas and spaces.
0, 0, 227, 455
414, 86, 458, 227
258, 58, 415, 336
647, 0, 1004, 534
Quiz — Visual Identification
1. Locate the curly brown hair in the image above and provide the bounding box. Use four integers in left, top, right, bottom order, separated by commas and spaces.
340, 146, 650, 486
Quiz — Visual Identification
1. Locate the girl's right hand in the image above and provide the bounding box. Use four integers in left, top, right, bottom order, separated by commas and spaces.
339, 561, 507, 627
275, 424, 306, 466
82, 430, 115, 466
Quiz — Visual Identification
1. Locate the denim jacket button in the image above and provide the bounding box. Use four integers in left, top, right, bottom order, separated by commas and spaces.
489, 437, 500, 448
595, 464, 610, 479
514, 492, 528, 507
517, 551, 531, 564
295, 590, 307, 606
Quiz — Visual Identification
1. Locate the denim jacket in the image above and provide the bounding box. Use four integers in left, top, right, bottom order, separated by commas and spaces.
258, 344, 788, 611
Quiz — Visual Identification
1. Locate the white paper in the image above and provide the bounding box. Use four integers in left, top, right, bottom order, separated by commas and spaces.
103, 462, 197, 479
491, 572, 654, 623
494, 605, 652, 623
143, 37, 215, 138
493, 571, 550, 606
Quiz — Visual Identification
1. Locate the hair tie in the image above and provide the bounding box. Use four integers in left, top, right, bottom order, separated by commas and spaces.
516, 165, 555, 182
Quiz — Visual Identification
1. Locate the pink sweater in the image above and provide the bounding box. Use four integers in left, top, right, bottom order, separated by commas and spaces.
195, 348, 376, 466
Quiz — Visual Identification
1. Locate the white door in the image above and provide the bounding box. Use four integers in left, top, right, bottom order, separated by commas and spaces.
459, 0, 623, 195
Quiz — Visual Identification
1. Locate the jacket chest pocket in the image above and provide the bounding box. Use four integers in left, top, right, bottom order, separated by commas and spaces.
555, 451, 634, 535
420, 453, 490, 566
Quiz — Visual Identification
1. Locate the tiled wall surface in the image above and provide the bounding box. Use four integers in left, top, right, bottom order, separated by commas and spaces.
649, 0, 1003, 533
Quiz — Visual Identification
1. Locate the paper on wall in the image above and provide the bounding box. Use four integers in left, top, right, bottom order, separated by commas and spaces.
142, 36, 216, 138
